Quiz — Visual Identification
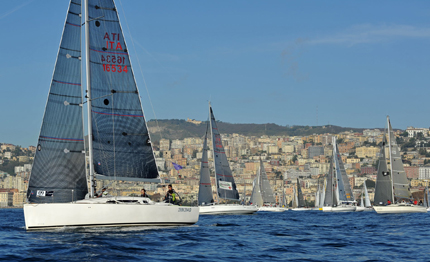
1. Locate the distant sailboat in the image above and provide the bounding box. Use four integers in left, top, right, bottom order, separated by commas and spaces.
322, 137, 356, 212
373, 116, 427, 214
24, 0, 199, 230
251, 159, 285, 212
355, 180, 372, 212
198, 104, 257, 215
424, 187, 430, 212
291, 178, 311, 211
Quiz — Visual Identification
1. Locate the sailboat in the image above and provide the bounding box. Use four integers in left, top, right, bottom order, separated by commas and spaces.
291, 178, 311, 211
250, 159, 285, 212
322, 137, 356, 212
313, 179, 324, 211
198, 104, 258, 215
373, 116, 427, 214
355, 180, 373, 212
424, 187, 430, 212
23, 0, 199, 230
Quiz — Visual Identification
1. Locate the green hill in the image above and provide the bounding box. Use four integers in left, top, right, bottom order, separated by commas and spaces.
146, 119, 369, 141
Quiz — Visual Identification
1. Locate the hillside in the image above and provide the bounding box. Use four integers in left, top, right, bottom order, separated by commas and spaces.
146, 119, 371, 141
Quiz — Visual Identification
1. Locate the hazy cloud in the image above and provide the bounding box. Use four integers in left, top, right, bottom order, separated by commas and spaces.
309, 24, 430, 46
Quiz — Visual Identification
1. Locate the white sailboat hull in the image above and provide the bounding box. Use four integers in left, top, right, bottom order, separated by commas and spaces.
373, 204, 428, 214
199, 204, 258, 215
258, 206, 286, 212
291, 208, 313, 211
24, 197, 199, 230
322, 206, 356, 212
355, 206, 373, 212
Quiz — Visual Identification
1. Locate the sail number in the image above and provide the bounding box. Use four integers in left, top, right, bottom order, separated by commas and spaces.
101, 55, 124, 64
101, 55, 128, 73
103, 64, 128, 73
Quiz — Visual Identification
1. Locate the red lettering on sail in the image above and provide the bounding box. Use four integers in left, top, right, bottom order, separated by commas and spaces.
111, 33, 118, 41
115, 42, 122, 50
103, 32, 110, 40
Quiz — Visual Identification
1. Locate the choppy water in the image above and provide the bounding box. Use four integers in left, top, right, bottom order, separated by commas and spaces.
1, 208, 430, 261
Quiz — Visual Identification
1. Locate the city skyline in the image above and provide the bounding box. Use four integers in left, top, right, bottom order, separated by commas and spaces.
1, 1, 429, 147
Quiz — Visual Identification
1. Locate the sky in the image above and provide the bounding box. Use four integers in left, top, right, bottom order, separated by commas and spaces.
1, 0, 430, 147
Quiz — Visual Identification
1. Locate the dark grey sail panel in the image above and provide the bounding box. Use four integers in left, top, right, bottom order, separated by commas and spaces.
324, 160, 336, 207
260, 160, 276, 204
333, 149, 347, 202
388, 121, 410, 201
297, 178, 306, 207
27, 0, 87, 203
374, 138, 392, 205
209, 106, 239, 201
87, 0, 159, 182
198, 125, 214, 205
250, 176, 263, 207
335, 145, 354, 201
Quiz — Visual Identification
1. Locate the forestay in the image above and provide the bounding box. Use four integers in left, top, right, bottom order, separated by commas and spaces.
27, 0, 87, 203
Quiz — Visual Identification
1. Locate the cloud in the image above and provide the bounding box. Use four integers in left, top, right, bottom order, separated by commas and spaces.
308, 24, 430, 46
0, 0, 34, 20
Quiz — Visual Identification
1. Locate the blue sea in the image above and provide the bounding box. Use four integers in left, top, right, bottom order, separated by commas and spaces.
1, 208, 430, 261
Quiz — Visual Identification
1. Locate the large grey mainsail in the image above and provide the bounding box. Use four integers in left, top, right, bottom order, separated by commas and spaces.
198, 124, 214, 205
374, 136, 392, 205
250, 175, 264, 207
335, 144, 354, 201
209, 105, 239, 201
27, 0, 87, 203
388, 118, 410, 201
364, 181, 371, 207
332, 137, 352, 202
87, 0, 159, 182
297, 178, 306, 207
259, 160, 276, 204
324, 160, 337, 207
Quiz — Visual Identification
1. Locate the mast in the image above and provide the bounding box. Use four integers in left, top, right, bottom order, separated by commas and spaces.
208, 102, 219, 203
387, 116, 395, 203
84, 0, 95, 198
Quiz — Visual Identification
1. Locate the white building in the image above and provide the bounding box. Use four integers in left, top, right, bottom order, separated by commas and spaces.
407, 127, 429, 138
